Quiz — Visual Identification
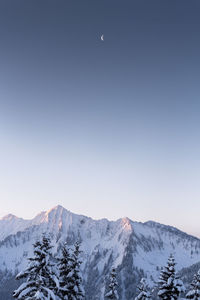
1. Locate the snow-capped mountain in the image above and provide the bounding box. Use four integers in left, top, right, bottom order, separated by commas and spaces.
0, 205, 199, 299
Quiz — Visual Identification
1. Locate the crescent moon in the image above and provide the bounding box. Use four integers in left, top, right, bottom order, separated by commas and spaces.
101, 35, 104, 41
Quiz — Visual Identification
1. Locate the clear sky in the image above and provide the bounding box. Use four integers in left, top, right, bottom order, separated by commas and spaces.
0, 0, 200, 237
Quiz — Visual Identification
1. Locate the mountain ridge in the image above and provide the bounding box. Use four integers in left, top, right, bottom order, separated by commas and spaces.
0, 205, 199, 299
1, 204, 199, 239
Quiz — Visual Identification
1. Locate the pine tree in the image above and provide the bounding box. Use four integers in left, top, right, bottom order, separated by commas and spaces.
57, 243, 71, 299
135, 278, 151, 300
67, 242, 84, 300
105, 267, 119, 300
186, 269, 200, 299
13, 234, 60, 300
157, 254, 185, 300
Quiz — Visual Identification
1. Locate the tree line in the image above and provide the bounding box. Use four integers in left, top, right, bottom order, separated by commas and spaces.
13, 235, 84, 300
107, 255, 200, 300
13, 235, 200, 299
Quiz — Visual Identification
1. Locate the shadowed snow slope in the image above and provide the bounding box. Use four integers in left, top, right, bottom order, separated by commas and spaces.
0, 205, 199, 300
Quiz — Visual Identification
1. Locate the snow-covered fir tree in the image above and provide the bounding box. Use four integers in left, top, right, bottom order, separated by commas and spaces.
135, 278, 151, 300
186, 269, 200, 299
157, 254, 185, 300
13, 234, 60, 300
105, 267, 119, 299
66, 242, 84, 300
57, 243, 71, 299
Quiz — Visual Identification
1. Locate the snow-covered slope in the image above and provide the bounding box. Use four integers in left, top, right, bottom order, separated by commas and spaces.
0, 205, 199, 300
0, 211, 47, 241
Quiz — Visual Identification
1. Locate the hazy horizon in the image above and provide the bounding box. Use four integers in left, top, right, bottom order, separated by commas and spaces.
1, 0, 200, 238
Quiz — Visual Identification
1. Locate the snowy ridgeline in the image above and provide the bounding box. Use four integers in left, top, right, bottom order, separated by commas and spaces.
0, 205, 200, 299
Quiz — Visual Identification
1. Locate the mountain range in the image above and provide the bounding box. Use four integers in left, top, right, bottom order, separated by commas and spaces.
0, 205, 199, 299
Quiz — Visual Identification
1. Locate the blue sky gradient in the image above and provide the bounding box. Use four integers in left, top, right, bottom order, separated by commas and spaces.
0, 0, 200, 236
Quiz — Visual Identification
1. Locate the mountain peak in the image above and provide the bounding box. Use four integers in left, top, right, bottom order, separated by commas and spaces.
46, 204, 68, 215
51, 204, 65, 210
0, 213, 19, 221
120, 217, 132, 231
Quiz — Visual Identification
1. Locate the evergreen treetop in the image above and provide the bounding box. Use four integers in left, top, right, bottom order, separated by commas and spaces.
135, 278, 151, 300
13, 234, 59, 300
105, 267, 119, 300
157, 254, 185, 300
57, 243, 71, 299
66, 241, 84, 300
186, 269, 200, 299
